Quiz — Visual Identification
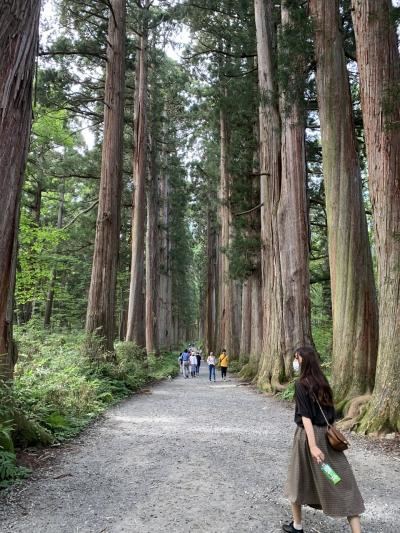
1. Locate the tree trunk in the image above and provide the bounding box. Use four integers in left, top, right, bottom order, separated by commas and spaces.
309, 0, 378, 407
126, 10, 149, 347
239, 278, 251, 360
278, 2, 313, 377
250, 267, 263, 361
85, 0, 126, 352
44, 187, 65, 327
205, 207, 218, 354
0, 0, 40, 379
217, 104, 239, 357
145, 134, 159, 354
157, 119, 172, 350
254, 0, 285, 390
352, 0, 400, 432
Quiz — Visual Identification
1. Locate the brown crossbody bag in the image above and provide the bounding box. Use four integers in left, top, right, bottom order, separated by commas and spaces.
313, 393, 349, 452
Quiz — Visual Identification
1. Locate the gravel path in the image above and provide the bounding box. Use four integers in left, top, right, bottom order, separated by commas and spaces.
0, 367, 399, 533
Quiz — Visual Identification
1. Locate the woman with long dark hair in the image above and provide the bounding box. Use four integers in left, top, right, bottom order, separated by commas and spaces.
282, 346, 364, 533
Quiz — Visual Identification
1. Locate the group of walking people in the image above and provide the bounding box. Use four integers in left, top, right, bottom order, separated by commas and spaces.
205, 349, 229, 382
178, 347, 201, 378
178, 347, 229, 382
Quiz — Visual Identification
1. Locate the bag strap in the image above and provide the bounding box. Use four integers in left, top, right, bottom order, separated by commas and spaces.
313, 395, 332, 428
305, 378, 332, 428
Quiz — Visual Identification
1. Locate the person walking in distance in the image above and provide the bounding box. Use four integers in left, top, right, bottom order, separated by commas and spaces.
189, 351, 198, 378
283, 346, 364, 533
218, 349, 229, 381
196, 350, 201, 375
181, 348, 190, 379
178, 353, 183, 374
207, 352, 216, 382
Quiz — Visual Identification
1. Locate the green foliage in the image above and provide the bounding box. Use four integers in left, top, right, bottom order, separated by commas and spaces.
278, 0, 313, 115
277, 381, 295, 401
16, 212, 66, 305
12, 328, 178, 442
228, 360, 245, 374
1, 327, 178, 487
0, 452, 31, 489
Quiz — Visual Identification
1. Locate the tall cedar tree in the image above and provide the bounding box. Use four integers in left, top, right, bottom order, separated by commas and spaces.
254, 0, 285, 390
218, 91, 238, 357
278, 1, 313, 373
254, 0, 312, 389
126, 1, 150, 347
85, 0, 126, 352
352, 0, 400, 433
0, 0, 41, 379
145, 130, 159, 354
309, 0, 378, 407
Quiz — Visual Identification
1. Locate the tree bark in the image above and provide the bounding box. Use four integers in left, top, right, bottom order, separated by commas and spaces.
0, 0, 41, 379
309, 0, 378, 406
278, 2, 313, 377
145, 133, 159, 354
204, 207, 218, 354
249, 266, 263, 361
126, 7, 149, 347
157, 118, 172, 350
44, 187, 65, 327
239, 278, 251, 360
352, 0, 400, 432
217, 104, 238, 357
85, 0, 126, 352
254, 0, 286, 390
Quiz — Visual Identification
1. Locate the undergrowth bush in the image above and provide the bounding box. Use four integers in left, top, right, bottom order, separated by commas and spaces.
0, 327, 179, 487
229, 360, 245, 374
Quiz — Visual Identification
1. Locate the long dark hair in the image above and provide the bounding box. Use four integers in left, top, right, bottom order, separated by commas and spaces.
296, 346, 333, 406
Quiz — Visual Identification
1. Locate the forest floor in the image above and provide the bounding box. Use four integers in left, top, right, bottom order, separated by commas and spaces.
0, 368, 399, 533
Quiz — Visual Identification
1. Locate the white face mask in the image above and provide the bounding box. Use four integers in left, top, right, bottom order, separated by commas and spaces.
293, 359, 300, 373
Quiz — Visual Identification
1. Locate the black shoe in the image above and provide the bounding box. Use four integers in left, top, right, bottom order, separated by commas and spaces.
282, 522, 304, 533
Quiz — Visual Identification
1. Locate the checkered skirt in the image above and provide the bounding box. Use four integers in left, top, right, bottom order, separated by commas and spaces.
286, 425, 365, 517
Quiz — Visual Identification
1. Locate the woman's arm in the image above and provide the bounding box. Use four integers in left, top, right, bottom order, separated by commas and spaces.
302, 416, 325, 463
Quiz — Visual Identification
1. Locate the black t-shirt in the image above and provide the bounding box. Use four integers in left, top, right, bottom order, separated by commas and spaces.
294, 381, 336, 427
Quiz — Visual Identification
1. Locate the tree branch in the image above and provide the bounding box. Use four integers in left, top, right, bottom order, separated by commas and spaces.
53, 174, 100, 180
235, 203, 263, 217
183, 46, 256, 61
62, 200, 99, 230
39, 50, 107, 61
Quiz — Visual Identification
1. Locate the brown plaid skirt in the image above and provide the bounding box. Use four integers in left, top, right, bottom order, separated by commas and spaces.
286, 425, 365, 517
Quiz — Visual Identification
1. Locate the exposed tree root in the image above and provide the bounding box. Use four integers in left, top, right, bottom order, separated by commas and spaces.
336, 394, 371, 432
239, 361, 258, 380
12, 409, 53, 448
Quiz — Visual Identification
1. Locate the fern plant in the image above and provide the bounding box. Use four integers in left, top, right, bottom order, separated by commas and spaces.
0, 451, 30, 489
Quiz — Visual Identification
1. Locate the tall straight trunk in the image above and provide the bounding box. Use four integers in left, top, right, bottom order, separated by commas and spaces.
233, 280, 242, 354
254, 0, 285, 390
278, 3, 313, 376
85, 0, 126, 351
352, 0, 400, 432
218, 105, 238, 357
240, 133, 263, 374
20, 180, 42, 323
0, 0, 40, 379
249, 267, 263, 360
145, 135, 159, 354
44, 187, 65, 327
205, 208, 218, 354
309, 0, 378, 406
239, 279, 251, 360
157, 121, 172, 350
126, 9, 149, 347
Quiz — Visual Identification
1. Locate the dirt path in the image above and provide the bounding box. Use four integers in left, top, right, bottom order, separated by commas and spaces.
0, 367, 399, 533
